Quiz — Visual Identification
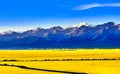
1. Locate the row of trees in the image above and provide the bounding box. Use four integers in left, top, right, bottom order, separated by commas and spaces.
2, 58, 120, 62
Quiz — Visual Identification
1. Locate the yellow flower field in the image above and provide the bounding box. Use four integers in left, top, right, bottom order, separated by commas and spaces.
0, 49, 120, 74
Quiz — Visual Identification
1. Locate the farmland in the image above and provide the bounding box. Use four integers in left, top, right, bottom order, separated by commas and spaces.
0, 49, 120, 74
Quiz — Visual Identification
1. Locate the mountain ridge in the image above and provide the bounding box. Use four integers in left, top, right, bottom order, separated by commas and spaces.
0, 22, 120, 49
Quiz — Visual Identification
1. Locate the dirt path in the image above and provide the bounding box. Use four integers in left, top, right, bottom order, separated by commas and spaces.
0, 64, 87, 74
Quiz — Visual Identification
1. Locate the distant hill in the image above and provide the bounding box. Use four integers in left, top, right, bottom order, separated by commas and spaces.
1, 22, 120, 49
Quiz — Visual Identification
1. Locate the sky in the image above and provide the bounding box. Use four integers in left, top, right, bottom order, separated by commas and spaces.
0, 0, 120, 32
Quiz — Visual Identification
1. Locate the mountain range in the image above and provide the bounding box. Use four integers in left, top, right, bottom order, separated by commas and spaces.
0, 22, 120, 49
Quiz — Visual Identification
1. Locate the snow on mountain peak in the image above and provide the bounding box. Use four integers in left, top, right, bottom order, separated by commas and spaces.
1, 30, 15, 35
73, 22, 88, 28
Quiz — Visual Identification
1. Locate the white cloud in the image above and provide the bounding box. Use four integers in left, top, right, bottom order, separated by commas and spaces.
74, 3, 120, 10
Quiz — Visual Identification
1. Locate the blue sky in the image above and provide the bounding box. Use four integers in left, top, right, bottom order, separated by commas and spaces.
0, 0, 120, 32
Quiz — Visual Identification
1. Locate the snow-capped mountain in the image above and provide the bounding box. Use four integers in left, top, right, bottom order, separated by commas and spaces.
0, 22, 120, 49
73, 22, 88, 27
